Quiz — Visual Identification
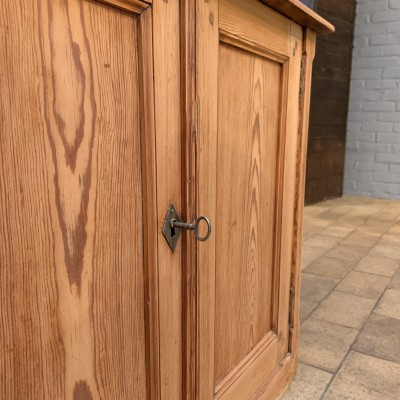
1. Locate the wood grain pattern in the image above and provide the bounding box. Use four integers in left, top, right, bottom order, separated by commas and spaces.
1, 0, 323, 399
180, 0, 198, 399
260, 0, 334, 35
95, 0, 150, 14
215, 333, 277, 400
195, 1, 307, 399
0, 1, 153, 398
275, 21, 303, 364
215, 43, 281, 383
219, 0, 291, 58
219, 30, 289, 65
196, 0, 219, 399
152, 0, 183, 399
138, 7, 161, 400
250, 354, 296, 400
289, 28, 316, 359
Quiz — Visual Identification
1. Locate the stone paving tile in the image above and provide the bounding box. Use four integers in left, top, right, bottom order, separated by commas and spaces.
370, 244, 400, 260
280, 363, 332, 400
335, 215, 366, 229
324, 351, 400, 400
323, 225, 355, 238
317, 210, 347, 221
327, 205, 358, 216
368, 216, 398, 227
383, 201, 400, 213
379, 233, 400, 246
389, 269, 400, 289
353, 313, 400, 364
388, 222, 400, 235
352, 205, 388, 216
306, 218, 333, 229
303, 234, 342, 250
375, 289, 400, 320
286, 197, 400, 400
325, 244, 369, 264
357, 223, 388, 237
299, 318, 358, 372
301, 245, 327, 270
340, 230, 380, 248
354, 255, 399, 277
335, 271, 390, 300
300, 299, 318, 323
311, 291, 376, 329
304, 256, 355, 280
303, 205, 331, 218
299, 274, 338, 323
301, 274, 338, 304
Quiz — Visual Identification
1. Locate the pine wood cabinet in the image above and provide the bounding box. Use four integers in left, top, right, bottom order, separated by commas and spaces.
0, 0, 332, 399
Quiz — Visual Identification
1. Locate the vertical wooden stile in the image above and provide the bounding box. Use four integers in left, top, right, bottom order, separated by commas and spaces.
138, 6, 161, 400
289, 27, 317, 357
152, 0, 183, 398
196, 0, 219, 399
181, 0, 198, 399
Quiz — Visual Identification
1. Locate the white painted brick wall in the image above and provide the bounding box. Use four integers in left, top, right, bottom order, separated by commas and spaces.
344, 0, 400, 199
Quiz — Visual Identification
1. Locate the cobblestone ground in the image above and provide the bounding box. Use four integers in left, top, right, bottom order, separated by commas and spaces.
282, 196, 400, 400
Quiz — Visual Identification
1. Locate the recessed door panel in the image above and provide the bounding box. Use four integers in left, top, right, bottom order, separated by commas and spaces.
215, 44, 282, 383
0, 1, 155, 398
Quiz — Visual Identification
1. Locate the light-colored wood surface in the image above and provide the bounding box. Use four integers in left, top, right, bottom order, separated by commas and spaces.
0, 0, 151, 398
196, 0, 219, 399
95, 0, 150, 13
195, 1, 306, 399
214, 43, 281, 383
180, 0, 198, 398
138, 7, 161, 400
251, 355, 296, 400
1, 0, 324, 398
261, 0, 334, 35
215, 333, 277, 400
219, 0, 291, 57
289, 28, 317, 359
275, 21, 303, 364
152, 0, 183, 399
251, 24, 317, 400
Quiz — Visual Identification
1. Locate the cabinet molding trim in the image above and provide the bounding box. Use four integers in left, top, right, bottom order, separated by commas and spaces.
94, 0, 150, 14
215, 332, 277, 400
219, 30, 289, 64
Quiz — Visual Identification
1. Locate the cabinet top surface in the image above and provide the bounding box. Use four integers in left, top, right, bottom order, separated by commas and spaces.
260, 0, 335, 35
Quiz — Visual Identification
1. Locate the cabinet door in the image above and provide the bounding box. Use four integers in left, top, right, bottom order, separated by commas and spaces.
0, 1, 183, 398
196, 0, 303, 398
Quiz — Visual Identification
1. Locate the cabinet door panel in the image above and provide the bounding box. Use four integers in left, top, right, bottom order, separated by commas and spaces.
0, 1, 157, 398
196, 0, 303, 398
215, 44, 281, 383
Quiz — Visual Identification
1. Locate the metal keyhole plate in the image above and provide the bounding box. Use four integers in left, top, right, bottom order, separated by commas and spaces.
162, 202, 182, 252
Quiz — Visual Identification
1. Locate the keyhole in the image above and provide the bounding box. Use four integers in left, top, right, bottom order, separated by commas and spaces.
170, 219, 176, 237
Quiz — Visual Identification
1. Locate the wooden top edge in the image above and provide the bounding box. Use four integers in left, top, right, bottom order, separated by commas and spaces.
260, 0, 335, 35
94, 0, 151, 14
